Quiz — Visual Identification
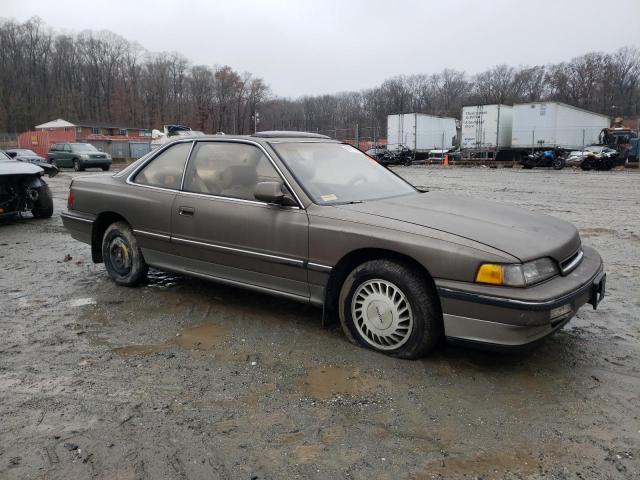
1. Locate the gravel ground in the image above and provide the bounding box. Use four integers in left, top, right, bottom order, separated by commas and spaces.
0, 166, 638, 480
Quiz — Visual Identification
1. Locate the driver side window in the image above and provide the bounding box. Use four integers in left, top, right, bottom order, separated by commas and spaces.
183, 142, 281, 201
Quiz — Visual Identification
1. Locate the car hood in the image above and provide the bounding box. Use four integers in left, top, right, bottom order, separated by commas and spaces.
338, 192, 580, 263
0, 161, 43, 176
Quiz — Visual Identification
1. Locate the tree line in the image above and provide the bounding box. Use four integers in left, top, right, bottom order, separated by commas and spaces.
1, 17, 639, 137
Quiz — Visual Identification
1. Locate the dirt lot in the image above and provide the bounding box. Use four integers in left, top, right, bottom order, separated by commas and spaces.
1, 166, 638, 479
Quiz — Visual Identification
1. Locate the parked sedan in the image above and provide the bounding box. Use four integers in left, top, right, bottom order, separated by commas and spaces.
61, 132, 606, 359
48, 143, 112, 171
5, 148, 46, 163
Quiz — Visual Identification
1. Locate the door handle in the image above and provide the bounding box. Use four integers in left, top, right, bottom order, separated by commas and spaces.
178, 206, 195, 216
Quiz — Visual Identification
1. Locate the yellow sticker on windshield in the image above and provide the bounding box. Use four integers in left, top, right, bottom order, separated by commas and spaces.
321, 194, 338, 201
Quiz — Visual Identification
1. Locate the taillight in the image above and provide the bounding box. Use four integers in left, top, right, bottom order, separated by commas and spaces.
67, 190, 75, 209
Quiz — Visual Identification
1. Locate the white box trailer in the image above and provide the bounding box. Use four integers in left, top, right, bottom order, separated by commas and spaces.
387, 113, 457, 152
511, 102, 609, 150
461, 104, 513, 150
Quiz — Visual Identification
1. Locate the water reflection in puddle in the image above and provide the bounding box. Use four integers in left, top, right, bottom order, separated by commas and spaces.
146, 269, 181, 289
69, 298, 97, 308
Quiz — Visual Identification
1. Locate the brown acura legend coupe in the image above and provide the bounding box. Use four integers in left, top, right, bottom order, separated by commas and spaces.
62, 132, 606, 359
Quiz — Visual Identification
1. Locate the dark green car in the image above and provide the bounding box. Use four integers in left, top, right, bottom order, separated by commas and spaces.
47, 143, 112, 171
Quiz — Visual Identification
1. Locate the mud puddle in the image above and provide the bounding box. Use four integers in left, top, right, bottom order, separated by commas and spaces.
105, 322, 229, 357
302, 366, 372, 400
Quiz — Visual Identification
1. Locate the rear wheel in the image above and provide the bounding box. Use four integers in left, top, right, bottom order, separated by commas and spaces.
552, 158, 565, 170
31, 184, 53, 218
338, 259, 442, 359
102, 221, 148, 286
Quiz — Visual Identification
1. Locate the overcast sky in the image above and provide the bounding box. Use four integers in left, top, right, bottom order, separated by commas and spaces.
3, 0, 640, 97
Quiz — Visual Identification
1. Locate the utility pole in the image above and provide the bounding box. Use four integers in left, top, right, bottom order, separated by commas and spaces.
253, 112, 260, 134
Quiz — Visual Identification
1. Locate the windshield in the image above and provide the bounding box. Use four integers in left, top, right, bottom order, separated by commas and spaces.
15, 149, 38, 156
271, 142, 416, 205
71, 143, 98, 152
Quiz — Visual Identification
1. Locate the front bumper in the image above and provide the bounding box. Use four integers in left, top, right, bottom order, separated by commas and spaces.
436, 246, 605, 347
80, 158, 112, 167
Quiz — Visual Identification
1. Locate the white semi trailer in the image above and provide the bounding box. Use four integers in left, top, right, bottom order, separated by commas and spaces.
511, 102, 609, 151
460, 104, 513, 159
387, 113, 457, 153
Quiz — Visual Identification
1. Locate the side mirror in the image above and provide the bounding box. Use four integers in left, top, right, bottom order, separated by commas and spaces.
254, 181, 297, 206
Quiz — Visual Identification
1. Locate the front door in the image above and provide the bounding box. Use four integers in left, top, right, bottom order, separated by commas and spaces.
62, 144, 73, 167
170, 140, 309, 300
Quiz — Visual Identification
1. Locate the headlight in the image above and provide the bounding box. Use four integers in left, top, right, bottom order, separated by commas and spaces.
476, 258, 558, 287
80, 154, 89, 159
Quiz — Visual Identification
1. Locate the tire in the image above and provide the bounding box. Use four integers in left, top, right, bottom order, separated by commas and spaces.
101, 221, 148, 286
522, 164, 533, 169
552, 158, 565, 170
31, 184, 53, 218
73, 159, 80, 171
338, 259, 443, 359
51, 159, 58, 169
102, 165, 111, 171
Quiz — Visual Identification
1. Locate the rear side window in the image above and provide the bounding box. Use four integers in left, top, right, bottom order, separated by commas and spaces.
183, 142, 281, 201
135, 142, 192, 189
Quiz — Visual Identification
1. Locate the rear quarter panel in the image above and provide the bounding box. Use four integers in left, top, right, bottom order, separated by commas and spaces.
70, 174, 175, 252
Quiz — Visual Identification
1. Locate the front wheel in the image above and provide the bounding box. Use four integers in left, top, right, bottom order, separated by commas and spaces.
580, 160, 592, 171
102, 165, 111, 171
552, 158, 565, 170
102, 221, 148, 286
31, 184, 53, 218
338, 259, 443, 359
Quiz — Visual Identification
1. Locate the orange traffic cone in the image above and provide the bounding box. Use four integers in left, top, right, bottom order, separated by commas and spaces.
443, 154, 449, 166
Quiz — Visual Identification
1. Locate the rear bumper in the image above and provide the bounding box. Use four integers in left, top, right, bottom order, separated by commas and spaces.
436, 246, 605, 347
61, 211, 95, 244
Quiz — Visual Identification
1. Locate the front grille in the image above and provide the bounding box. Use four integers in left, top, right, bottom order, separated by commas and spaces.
560, 248, 583, 275
91, 154, 106, 159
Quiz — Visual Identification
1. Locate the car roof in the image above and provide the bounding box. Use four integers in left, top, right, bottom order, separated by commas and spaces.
251, 131, 330, 139
160, 131, 339, 145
